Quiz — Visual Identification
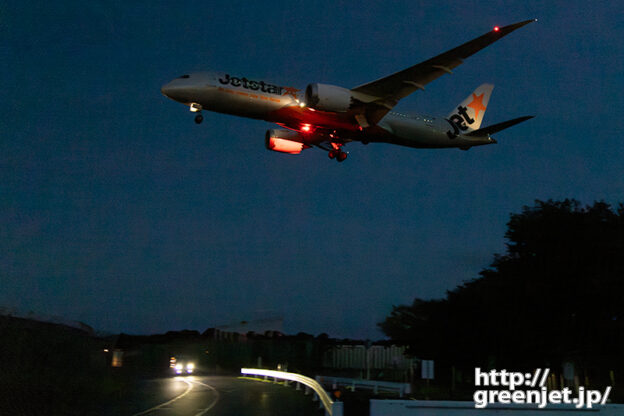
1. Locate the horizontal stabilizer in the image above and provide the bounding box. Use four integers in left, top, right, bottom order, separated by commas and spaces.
466, 115, 534, 137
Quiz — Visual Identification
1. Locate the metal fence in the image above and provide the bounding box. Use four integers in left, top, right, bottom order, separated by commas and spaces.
323, 344, 414, 370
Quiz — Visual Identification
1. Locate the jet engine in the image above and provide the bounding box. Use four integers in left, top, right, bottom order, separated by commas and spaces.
265, 129, 308, 154
304, 83, 353, 112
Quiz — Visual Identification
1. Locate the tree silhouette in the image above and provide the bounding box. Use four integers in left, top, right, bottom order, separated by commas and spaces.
379, 200, 624, 373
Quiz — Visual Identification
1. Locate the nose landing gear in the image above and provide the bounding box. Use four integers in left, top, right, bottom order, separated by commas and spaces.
190, 103, 203, 124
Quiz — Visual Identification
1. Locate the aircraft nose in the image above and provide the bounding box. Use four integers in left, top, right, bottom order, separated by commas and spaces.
161, 79, 194, 103
161, 74, 213, 103
160, 81, 176, 98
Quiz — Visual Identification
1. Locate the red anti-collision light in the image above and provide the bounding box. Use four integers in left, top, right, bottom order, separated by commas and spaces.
493, 26, 500, 32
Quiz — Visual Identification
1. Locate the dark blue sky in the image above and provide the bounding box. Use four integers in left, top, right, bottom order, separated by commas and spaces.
2, 1, 622, 338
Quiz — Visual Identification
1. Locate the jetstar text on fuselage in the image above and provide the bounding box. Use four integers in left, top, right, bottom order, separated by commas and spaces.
219, 74, 285, 95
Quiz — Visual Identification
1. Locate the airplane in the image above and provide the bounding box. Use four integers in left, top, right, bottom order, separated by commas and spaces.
161, 19, 536, 162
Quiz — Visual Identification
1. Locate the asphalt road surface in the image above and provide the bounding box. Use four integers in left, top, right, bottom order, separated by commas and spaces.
106, 375, 323, 416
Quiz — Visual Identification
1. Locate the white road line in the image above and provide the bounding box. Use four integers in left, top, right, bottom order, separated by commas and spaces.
190, 378, 220, 416
131, 378, 194, 416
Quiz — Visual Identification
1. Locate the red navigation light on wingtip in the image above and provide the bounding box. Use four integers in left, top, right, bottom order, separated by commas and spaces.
493, 26, 500, 32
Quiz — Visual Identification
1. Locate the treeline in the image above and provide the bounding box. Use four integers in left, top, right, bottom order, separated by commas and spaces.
379, 200, 624, 397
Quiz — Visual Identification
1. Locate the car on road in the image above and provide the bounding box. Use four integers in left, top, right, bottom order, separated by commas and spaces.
169, 355, 195, 375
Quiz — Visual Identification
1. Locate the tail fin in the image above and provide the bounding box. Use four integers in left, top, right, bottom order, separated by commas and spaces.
447, 83, 494, 132
466, 115, 534, 137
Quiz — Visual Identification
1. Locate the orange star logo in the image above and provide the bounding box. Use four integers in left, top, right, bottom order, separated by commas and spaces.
282, 87, 300, 99
467, 93, 487, 120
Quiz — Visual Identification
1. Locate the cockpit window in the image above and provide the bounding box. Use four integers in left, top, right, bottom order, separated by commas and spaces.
179, 74, 190, 79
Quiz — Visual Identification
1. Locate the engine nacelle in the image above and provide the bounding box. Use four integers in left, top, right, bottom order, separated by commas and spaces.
265, 129, 307, 154
305, 83, 353, 112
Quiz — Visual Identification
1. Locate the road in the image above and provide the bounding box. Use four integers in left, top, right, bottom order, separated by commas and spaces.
104, 375, 323, 416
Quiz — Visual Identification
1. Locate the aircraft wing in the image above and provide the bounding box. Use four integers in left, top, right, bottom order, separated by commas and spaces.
350, 19, 536, 125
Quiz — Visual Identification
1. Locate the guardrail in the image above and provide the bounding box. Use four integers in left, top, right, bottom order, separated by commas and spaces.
241, 368, 342, 416
316, 375, 411, 397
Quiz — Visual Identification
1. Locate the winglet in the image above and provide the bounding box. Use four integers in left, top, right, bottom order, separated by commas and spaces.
457, 19, 537, 58
493, 19, 537, 36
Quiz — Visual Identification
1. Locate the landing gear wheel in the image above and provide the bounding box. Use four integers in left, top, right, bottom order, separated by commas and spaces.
328, 150, 336, 159
336, 152, 348, 162
194, 114, 204, 124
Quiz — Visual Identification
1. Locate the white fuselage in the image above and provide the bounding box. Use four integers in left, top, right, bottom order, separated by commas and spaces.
161, 71, 495, 150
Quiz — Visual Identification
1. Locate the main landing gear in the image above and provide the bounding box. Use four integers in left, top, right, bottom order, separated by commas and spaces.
190, 103, 203, 124
327, 143, 348, 162
328, 150, 348, 162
